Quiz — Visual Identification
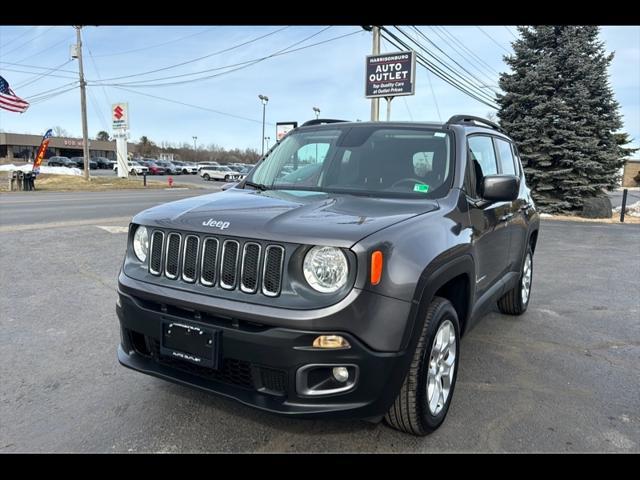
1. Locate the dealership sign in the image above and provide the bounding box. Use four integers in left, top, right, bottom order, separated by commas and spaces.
365, 51, 416, 98
276, 122, 298, 141
112, 102, 129, 130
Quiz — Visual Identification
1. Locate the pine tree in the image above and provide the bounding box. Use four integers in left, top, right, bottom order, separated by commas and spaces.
497, 26, 633, 214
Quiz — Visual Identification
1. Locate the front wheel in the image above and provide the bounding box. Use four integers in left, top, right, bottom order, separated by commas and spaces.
202, 174, 210, 181
498, 245, 533, 315
385, 297, 460, 435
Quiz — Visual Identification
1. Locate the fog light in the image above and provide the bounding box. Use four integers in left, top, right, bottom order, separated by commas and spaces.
332, 366, 349, 383
312, 335, 350, 349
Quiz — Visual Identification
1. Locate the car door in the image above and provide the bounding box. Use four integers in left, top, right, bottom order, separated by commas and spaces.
493, 137, 527, 271
465, 135, 512, 298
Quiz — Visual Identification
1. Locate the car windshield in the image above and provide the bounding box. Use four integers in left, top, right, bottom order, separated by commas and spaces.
248, 125, 453, 198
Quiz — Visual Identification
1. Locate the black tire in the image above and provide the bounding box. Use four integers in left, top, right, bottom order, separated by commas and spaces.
498, 245, 533, 315
384, 296, 460, 436
203, 174, 210, 181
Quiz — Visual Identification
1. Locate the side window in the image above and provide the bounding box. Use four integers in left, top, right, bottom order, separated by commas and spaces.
495, 138, 516, 175
467, 136, 498, 177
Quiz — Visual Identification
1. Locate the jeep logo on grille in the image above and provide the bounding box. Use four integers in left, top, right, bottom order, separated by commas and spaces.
202, 219, 230, 230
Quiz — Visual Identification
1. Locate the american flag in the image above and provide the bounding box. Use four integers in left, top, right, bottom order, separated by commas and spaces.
0, 75, 30, 113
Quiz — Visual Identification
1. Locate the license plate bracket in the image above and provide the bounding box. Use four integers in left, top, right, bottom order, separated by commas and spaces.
160, 321, 220, 369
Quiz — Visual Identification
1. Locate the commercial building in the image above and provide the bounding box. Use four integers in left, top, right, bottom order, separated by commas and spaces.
0, 132, 136, 162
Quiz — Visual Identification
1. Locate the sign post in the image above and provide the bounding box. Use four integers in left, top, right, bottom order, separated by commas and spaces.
112, 102, 129, 178
365, 51, 416, 121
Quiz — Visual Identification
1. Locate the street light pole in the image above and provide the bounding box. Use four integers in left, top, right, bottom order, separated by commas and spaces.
192, 136, 197, 161
265, 136, 271, 150
313, 106, 320, 119
258, 94, 269, 156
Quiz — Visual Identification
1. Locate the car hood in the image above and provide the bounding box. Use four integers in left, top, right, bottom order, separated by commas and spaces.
133, 188, 439, 248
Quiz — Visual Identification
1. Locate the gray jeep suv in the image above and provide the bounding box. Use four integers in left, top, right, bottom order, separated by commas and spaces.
116, 115, 539, 435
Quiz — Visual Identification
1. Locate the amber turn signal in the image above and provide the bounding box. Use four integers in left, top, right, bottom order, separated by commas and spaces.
371, 250, 383, 285
312, 335, 350, 349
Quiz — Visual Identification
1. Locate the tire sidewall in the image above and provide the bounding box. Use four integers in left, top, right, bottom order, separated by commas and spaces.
416, 301, 461, 431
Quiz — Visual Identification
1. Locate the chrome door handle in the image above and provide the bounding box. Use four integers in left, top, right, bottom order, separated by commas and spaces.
499, 213, 514, 222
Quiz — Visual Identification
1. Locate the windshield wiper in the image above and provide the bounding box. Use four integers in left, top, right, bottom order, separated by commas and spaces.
244, 181, 269, 191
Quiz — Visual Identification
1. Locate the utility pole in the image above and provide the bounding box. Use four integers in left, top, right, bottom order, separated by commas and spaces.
75, 26, 90, 180
370, 26, 380, 122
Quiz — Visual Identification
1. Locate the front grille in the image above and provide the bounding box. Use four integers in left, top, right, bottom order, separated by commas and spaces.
149, 231, 164, 275
220, 240, 239, 290
165, 233, 181, 279
240, 243, 261, 293
182, 235, 199, 282
148, 230, 285, 297
262, 246, 284, 296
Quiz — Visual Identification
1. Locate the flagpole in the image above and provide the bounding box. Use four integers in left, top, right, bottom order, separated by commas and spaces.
75, 26, 90, 181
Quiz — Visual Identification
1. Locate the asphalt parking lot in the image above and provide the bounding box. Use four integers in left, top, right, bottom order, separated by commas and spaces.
0, 189, 638, 452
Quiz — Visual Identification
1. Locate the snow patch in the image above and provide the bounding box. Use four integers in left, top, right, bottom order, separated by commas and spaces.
0, 164, 82, 176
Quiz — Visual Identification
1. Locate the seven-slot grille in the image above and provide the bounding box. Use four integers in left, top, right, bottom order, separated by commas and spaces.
148, 230, 285, 296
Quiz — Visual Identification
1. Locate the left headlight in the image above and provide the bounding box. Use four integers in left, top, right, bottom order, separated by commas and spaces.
133, 225, 149, 262
303, 246, 349, 293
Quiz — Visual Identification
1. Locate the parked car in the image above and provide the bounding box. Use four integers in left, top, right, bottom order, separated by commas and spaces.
92, 157, 113, 169
46, 156, 74, 167
138, 159, 167, 175
117, 115, 539, 436
113, 161, 149, 175
196, 161, 220, 171
70, 156, 97, 170
155, 160, 181, 175
172, 161, 198, 175
199, 165, 243, 182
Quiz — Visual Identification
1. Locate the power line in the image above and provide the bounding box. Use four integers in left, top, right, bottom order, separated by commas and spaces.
91, 26, 218, 57
13, 34, 75, 64
408, 26, 500, 95
26, 81, 79, 101
0, 60, 78, 74
28, 85, 78, 105
476, 26, 511, 54
93, 26, 290, 82
436, 26, 502, 77
14, 60, 75, 90
426, 67, 442, 121
91, 28, 362, 89
95, 26, 332, 86
86, 45, 113, 130
504, 26, 518, 39
0, 26, 55, 57
380, 28, 498, 110
0, 26, 37, 49
387, 27, 498, 107
425, 26, 500, 87
109, 85, 278, 126
0, 67, 77, 81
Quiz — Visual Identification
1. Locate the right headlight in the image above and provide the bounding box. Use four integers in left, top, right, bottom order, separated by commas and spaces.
132, 225, 149, 262
303, 246, 349, 293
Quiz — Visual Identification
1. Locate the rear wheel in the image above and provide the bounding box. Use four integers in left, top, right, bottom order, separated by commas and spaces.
498, 245, 533, 315
385, 297, 460, 435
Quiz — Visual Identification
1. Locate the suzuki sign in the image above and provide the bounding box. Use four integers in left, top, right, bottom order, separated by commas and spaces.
112, 102, 129, 130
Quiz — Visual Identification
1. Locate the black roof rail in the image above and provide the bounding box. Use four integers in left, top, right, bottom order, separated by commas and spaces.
446, 115, 506, 134
300, 118, 350, 127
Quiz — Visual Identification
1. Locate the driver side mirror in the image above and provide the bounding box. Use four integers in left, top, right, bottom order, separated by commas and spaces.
481, 175, 519, 202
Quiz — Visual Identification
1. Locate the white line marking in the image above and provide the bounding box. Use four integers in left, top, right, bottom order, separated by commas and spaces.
96, 226, 129, 234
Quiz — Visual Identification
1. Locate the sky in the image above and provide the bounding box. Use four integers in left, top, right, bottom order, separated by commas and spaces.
1, 25, 639, 154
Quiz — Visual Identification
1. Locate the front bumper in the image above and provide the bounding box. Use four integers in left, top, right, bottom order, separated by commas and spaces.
116, 284, 413, 419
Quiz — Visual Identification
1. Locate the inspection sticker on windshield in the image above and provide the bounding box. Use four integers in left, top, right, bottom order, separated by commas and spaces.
414, 184, 430, 193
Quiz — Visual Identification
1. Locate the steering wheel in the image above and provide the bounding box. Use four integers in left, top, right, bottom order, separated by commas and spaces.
390, 178, 428, 189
